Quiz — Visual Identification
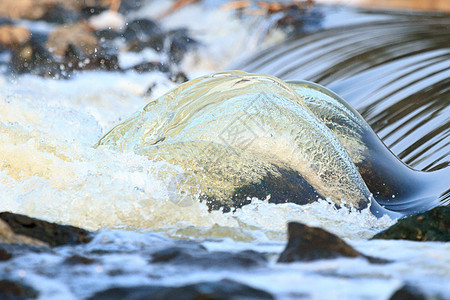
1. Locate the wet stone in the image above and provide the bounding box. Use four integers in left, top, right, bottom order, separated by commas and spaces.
278, 222, 360, 262
170, 71, 189, 83
132, 61, 169, 74
372, 206, 450, 242
64, 254, 96, 265
40, 4, 80, 24
389, 285, 426, 300
278, 222, 388, 264
0, 243, 51, 257
0, 280, 38, 299
0, 248, 12, 261
166, 29, 198, 64
95, 28, 121, 41
151, 245, 267, 269
88, 279, 274, 300
123, 19, 162, 42
10, 39, 62, 77
0, 212, 92, 247
80, 6, 108, 18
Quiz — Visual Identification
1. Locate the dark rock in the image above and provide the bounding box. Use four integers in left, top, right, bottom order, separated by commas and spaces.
132, 61, 169, 74
117, 0, 144, 14
0, 280, 38, 299
389, 285, 426, 300
143, 83, 157, 97
40, 4, 80, 24
65, 44, 120, 72
372, 206, 450, 242
95, 28, 121, 41
170, 71, 189, 83
80, 6, 108, 18
278, 222, 360, 262
278, 222, 389, 264
151, 245, 267, 269
10, 39, 63, 77
0, 248, 12, 261
64, 254, 96, 265
88, 279, 274, 300
123, 19, 162, 42
0, 212, 92, 247
166, 29, 198, 64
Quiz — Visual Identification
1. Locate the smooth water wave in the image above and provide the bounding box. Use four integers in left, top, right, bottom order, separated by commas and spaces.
237, 12, 450, 171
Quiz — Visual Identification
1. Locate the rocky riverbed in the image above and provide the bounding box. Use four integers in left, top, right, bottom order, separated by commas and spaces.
1, 208, 447, 299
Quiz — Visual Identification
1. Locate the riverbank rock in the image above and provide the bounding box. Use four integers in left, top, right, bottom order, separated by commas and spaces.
0, 0, 54, 20
0, 212, 92, 247
88, 279, 274, 300
0, 25, 30, 50
0, 0, 110, 21
372, 206, 449, 242
0, 280, 39, 299
278, 222, 388, 263
0, 219, 48, 246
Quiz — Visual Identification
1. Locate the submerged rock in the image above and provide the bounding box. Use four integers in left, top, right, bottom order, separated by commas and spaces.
0, 248, 12, 261
372, 206, 450, 242
96, 71, 375, 214
64, 254, 97, 265
151, 246, 267, 269
0, 243, 51, 258
88, 279, 274, 300
389, 285, 426, 300
0, 280, 38, 299
0, 212, 92, 247
278, 222, 388, 263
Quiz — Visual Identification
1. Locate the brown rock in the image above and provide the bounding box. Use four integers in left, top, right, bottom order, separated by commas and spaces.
0, 212, 92, 247
0, 280, 39, 299
0, 0, 110, 20
0, 0, 56, 20
278, 222, 390, 264
46, 23, 99, 57
0, 25, 31, 49
278, 222, 361, 262
0, 219, 48, 247
0, 248, 12, 261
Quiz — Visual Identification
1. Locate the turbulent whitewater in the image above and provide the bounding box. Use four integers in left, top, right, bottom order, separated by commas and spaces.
96, 71, 374, 212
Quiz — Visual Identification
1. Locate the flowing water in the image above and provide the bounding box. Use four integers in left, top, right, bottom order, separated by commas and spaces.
0, 3, 449, 299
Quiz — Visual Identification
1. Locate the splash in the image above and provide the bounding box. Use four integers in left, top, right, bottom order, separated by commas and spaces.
97, 71, 373, 212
